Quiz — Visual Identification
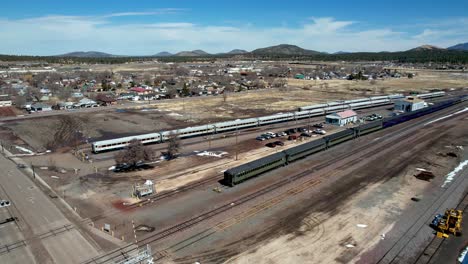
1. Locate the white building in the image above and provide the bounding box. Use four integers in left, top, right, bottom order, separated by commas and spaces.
394, 97, 426, 112
325, 110, 358, 126
0, 95, 12, 107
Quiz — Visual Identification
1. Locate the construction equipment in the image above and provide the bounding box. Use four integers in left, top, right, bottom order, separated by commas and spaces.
431, 209, 463, 238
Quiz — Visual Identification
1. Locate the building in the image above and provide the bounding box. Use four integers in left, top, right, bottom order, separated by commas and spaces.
394, 97, 426, 112
95, 94, 117, 106
30, 103, 52, 112
0, 95, 12, 107
325, 110, 358, 126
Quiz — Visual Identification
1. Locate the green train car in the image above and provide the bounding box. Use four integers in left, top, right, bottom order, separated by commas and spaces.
224, 152, 287, 186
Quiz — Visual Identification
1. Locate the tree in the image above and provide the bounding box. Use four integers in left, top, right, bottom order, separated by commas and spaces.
408, 73, 414, 79
181, 83, 191, 97
164, 133, 181, 160
115, 139, 154, 166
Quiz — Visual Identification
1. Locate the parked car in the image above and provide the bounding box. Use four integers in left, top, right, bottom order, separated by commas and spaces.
256, 136, 266, 141
266, 132, 277, 138
313, 129, 327, 135
298, 127, 307, 132
313, 123, 324, 128
301, 132, 312, 137
288, 135, 298, 140
265, 142, 277, 148
17, 164, 26, 169
261, 134, 272, 139
274, 141, 285, 146
277, 132, 287, 137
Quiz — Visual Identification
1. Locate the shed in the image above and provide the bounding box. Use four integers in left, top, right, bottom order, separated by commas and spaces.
0, 95, 12, 107
95, 94, 117, 106
30, 103, 52, 112
394, 97, 426, 112
325, 110, 358, 126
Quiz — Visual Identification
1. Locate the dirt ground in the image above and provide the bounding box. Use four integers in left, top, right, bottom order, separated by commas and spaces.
224, 112, 468, 264
1, 69, 466, 152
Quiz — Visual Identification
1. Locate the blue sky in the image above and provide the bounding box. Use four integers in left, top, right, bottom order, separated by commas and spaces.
1, 0, 467, 55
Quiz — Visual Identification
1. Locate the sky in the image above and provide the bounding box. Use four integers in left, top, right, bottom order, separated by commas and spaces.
1, 0, 468, 56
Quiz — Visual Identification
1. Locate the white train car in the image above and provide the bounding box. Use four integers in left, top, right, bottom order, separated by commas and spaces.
214, 118, 259, 133
416, 91, 445, 99
258, 113, 294, 125
324, 104, 349, 113
343, 98, 371, 104
161, 124, 216, 141
388, 93, 405, 100
371, 99, 392, 106
294, 109, 324, 119
92, 132, 162, 153
370, 95, 389, 101
298, 103, 329, 112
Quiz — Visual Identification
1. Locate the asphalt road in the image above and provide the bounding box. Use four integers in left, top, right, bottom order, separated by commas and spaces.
0, 153, 100, 263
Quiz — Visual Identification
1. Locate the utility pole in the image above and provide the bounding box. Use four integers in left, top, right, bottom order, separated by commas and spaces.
235, 127, 239, 161
31, 163, 35, 179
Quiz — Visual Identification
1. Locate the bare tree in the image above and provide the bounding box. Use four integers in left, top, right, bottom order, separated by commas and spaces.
115, 139, 154, 166
175, 66, 190, 77
164, 133, 181, 160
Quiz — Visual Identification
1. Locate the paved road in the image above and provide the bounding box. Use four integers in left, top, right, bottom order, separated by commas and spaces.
0, 153, 100, 263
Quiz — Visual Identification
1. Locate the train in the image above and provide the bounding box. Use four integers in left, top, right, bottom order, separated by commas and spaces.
91, 92, 443, 153
223, 95, 465, 186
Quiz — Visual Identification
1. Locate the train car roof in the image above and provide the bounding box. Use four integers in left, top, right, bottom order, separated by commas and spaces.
93, 132, 161, 145
225, 152, 286, 176
283, 139, 326, 156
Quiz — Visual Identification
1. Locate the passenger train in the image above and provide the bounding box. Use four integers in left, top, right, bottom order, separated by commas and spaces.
91, 92, 444, 153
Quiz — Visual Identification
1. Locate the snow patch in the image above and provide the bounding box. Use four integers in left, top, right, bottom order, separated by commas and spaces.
425, 107, 468, 126
459, 246, 468, 263
356, 224, 368, 228
168, 112, 182, 117
15, 146, 34, 154
196, 151, 228, 158
442, 160, 468, 188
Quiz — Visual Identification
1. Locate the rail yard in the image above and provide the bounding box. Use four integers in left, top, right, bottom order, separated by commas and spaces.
0, 58, 467, 264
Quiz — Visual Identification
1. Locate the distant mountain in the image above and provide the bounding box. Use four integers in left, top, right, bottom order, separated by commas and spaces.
334, 51, 351, 54
407, 45, 446, 52
175, 50, 210, 57
226, 49, 248, 54
251, 44, 322, 55
447, 42, 468, 51
58, 51, 116, 58
154, 51, 173, 57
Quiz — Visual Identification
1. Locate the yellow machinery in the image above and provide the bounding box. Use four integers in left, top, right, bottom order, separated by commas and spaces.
432, 209, 463, 238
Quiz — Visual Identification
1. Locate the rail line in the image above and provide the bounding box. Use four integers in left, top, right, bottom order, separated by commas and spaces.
82, 102, 468, 264
411, 192, 468, 264
0, 224, 75, 255
376, 166, 468, 264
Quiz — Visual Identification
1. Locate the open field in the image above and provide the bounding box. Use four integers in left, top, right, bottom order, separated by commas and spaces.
2, 69, 466, 153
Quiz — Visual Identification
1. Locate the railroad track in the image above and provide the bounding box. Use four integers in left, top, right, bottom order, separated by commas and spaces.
375, 167, 468, 264
0, 224, 75, 255
82, 102, 468, 264
411, 193, 468, 264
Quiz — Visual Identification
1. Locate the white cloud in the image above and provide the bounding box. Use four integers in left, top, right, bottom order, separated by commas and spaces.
0, 14, 466, 55
103, 9, 184, 18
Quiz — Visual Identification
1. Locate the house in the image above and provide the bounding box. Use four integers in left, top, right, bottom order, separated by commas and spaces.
71, 92, 84, 98
76, 98, 98, 108
0, 95, 12, 107
30, 103, 52, 112
130, 87, 147, 94
325, 110, 358, 126
57, 102, 74, 110
394, 97, 427, 112
95, 94, 117, 106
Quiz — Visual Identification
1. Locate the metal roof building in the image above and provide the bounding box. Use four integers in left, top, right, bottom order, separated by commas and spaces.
325, 110, 358, 126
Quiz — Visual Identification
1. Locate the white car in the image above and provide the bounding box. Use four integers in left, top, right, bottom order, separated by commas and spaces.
313, 129, 327, 135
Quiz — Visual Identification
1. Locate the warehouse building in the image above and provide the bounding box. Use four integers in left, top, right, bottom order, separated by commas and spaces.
325, 110, 358, 126
394, 97, 427, 112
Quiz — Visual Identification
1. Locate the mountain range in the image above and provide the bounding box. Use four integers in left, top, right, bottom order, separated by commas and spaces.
56, 42, 468, 58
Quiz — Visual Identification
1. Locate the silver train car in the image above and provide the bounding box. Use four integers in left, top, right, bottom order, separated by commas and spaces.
90, 94, 401, 153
